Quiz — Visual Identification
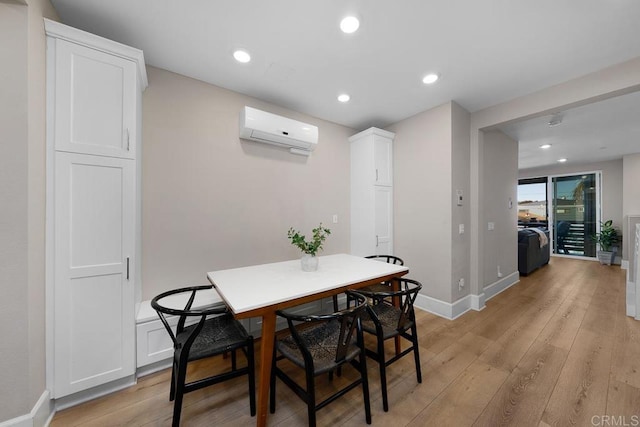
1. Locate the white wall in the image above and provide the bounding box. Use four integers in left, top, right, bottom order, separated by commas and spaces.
483, 131, 518, 287
0, 0, 59, 422
451, 102, 471, 301
141, 67, 354, 299
387, 103, 454, 302
623, 153, 640, 261
0, 3, 29, 420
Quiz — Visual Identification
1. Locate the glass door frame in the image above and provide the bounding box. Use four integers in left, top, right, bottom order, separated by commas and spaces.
547, 170, 602, 260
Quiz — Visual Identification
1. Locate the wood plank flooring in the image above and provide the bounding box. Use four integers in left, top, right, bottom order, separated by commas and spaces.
51, 257, 640, 426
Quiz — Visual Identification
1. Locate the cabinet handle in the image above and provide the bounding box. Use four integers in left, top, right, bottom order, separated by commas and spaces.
126, 257, 130, 280
375, 169, 378, 181
125, 129, 130, 151
376, 235, 379, 247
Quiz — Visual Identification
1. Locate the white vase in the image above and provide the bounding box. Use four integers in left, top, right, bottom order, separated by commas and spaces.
301, 253, 319, 271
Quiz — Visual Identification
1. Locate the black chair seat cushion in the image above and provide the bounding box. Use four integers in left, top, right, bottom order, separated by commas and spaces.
361, 282, 392, 293
276, 319, 361, 375
361, 304, 414, 340
178, 314, 250, 361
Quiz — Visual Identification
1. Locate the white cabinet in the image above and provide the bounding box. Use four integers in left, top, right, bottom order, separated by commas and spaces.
45, 19, 147, 398
53, 41, 138, 159
349, 127, 395, 256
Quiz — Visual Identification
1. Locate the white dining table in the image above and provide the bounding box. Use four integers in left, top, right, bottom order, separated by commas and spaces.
207, 253, 409, 427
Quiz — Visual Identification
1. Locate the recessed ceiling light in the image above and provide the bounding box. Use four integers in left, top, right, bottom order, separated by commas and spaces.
233, 49, 251, 63
557, 158, 568, 163
340, 16, 360, 33
540, 144, 552, 149
337, 94, 350, 103
422, 73, 439, 84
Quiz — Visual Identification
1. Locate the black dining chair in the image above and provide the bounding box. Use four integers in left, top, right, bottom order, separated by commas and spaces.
270, 291, 371, 427
343, 254, 405, 310
357, 278, 422, 412
152, 285, 256, 426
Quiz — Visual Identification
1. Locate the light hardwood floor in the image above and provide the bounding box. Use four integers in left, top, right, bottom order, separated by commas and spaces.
51, 257, 640, 426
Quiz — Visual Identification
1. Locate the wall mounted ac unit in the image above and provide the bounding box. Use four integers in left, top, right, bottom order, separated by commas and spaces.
239, 106, 318, 156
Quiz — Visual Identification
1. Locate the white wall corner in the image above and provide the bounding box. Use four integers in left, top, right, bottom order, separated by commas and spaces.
0, 390, 54, 427
470, 292, 486, 311
483, 271, 520, 302
627, 280, 636, 318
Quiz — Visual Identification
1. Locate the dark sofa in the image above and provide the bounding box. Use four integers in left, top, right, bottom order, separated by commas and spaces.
518, 228, 550, 275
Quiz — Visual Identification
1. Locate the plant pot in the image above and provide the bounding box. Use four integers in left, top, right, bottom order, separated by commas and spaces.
597, 250, 616, 265
301, 254, 319, 272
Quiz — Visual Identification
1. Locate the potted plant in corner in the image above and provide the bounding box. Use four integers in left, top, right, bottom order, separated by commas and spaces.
287, 223, 331, 271
592, 219, 619, 265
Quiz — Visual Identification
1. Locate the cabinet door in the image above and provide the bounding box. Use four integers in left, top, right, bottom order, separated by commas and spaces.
373, 135, 392, 186
53, 152, 135, 397
374, 186, 393, 255
54, 39, 136, 159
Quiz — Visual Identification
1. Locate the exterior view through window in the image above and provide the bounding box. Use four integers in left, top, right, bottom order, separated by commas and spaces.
518, 173, 600, 258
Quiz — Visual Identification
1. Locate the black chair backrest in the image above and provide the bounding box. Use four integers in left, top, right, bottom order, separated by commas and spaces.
151, 285, 227, 350
277, 291, 367, 365
359, 279, 422, 330
365, 255, 404, 265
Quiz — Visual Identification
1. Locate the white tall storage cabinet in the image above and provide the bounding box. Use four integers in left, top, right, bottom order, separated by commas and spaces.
45, 19, 147, 398
349, 127, 395, 256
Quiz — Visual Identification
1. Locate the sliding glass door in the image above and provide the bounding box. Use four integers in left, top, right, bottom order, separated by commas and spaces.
550, 173, 599, 257
519, 172, 601, 258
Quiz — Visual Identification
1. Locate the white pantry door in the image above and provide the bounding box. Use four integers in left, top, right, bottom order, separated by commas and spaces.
374, 186, 393, 255
53, 151, 135, 397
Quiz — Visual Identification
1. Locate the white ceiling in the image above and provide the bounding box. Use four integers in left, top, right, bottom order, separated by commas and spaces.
50, 0, 640, 168
502, 91, 640, 170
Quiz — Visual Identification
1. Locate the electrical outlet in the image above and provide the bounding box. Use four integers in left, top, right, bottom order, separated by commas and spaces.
332, 214, 338, 224
458, 278, 465, 290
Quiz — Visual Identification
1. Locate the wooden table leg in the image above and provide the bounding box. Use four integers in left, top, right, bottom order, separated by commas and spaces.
256, 311, 276, 427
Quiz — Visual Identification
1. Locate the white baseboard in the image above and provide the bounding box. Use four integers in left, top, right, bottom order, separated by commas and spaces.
414, 271, 519, 321
415, 293, 478, 320
0, 390, 54, 427
136, 358, 172, 378
483, 271, 520, 302
54, 375, 136, 412
470, 292, 486, 311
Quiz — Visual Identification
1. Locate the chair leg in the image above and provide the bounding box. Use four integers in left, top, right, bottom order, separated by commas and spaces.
172, 357, 189, 427
169, 359, 177, 401
359, 350, 372, 424
231, 349, 237, 371
411, 324, 422, 383
377, 336, 389, 412
332, 294, 339, 312
247, 339, 256, 416
305, 372, 316, 427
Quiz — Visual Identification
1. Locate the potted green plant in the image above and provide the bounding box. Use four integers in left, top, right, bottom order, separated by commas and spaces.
592, 219, 619, 265
287, 223, 331, 271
